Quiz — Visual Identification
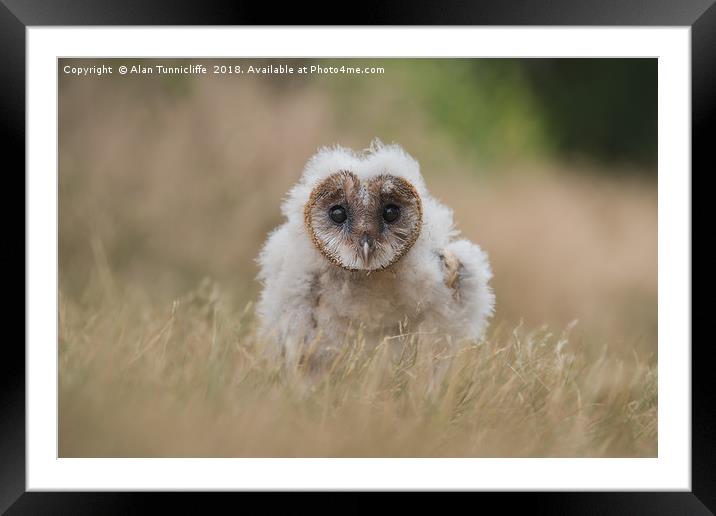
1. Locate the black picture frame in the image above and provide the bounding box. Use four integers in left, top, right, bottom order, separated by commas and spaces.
4, 1, 711, 513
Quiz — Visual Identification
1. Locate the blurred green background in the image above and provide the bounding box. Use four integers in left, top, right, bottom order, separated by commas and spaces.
326, 58, 656, 168
59, 58, 657, 346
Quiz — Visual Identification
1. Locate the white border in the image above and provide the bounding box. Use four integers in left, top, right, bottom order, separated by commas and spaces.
27, 27, 691, 490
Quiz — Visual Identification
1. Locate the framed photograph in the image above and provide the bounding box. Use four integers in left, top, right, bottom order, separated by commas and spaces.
6, 0, 710, 512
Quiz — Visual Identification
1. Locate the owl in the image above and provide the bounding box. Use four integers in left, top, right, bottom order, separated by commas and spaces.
256, 140, 495, 363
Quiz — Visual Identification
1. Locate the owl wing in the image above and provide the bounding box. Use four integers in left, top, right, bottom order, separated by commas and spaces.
256, 222, 322, 363
437, 239, 495, 340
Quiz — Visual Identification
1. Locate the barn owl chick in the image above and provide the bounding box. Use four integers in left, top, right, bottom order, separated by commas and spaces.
257, 140, 495, 362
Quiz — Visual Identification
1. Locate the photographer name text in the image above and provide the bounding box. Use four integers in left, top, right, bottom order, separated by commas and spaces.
62, 63, 385, 77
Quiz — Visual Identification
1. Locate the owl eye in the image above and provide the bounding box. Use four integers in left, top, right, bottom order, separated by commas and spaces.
329, 205, 347, 224
382, 204, 400, 223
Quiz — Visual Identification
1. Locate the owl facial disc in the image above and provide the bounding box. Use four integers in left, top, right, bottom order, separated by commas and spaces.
304, 171, 423, 271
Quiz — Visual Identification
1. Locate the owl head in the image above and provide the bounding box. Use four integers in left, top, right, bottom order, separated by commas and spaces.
286, 140, 427, 272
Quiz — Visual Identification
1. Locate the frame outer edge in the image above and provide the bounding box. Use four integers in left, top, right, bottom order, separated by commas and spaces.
4, 0, 713, 511
692, 0, 716, 513
0, 0, 27, 514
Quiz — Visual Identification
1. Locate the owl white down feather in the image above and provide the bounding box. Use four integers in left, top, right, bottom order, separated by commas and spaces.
257, 140, 495, 362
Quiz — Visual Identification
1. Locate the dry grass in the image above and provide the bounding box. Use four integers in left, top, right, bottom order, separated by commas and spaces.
59, 274, 656, 458
58, 59, 657, 457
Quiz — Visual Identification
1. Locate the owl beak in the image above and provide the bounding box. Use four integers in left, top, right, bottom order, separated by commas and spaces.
360, 234, 374, 265
362, 242, 371, 264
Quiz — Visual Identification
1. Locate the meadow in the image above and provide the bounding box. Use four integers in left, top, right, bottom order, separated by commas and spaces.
59, 59, 657, 457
